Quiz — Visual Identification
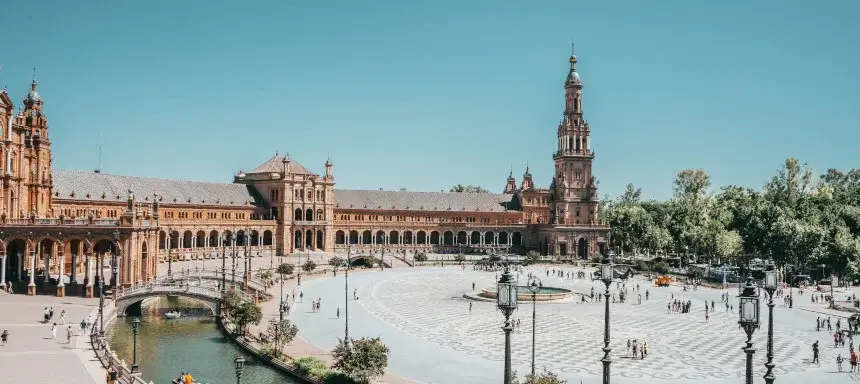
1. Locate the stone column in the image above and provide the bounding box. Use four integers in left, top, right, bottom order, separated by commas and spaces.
0, 251, 6, 287
85, 253, 93, 298
56, 252, 65, 297
70, 252, 77, 285
27, 249, 36, 296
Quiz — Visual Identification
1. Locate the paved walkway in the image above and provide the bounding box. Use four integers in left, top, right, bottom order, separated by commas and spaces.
0, 292, 106, 384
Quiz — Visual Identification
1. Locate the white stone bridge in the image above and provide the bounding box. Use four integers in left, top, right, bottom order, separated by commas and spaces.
116, 273, 258, 316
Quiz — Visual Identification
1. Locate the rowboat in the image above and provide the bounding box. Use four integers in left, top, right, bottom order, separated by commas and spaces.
164, 311, 181, 319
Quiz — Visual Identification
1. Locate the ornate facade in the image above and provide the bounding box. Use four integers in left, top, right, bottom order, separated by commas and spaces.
0, 49, 609, 297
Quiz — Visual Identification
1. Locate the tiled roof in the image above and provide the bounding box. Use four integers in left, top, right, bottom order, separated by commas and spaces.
51, 169, 259, 207
333, 189, 516, 212
249, 154, 314, 175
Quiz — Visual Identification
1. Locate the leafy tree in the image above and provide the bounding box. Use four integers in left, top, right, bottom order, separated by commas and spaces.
454, 254, 466, 264
276, 263, 294, 280
450, 184, 491, 193
303, 260, 317, 272
264, 319, 298, 359
521, 369, 568, 384
331, 337, 390, 384
524, 250, 541, 264
414, 252, 428, 262
329, 256, 344, 275
221, 289, 243, 313
293, 357, 330, 380
230, 301, 263, 336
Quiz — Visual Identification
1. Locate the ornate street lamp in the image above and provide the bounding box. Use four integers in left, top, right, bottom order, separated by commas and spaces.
234, 354, 246, 384
738, 275, 761, 384
167, 228, 173, 277
496, 265, 518, 384
345, 248, 351, 341
111, 230, 120, 289
763, 265, 777, 384
131, 317, 141, 373
528, 276, 542, 377
597, 258, 614, 384
221, 239, 227, 290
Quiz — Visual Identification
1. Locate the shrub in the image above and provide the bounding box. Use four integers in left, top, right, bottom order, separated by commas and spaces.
414, 252, 428, 262
293, 356, 330, 380
323, 371, 357, 384
302, 260, 317, 272
331, 337, 390, 384
454, 254, 466, 264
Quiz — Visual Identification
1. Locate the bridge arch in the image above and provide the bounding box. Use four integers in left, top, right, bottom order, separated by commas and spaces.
117, 292, 220, 317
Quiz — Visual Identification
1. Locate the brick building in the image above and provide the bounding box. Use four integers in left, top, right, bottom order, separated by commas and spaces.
0, 49, 608, 297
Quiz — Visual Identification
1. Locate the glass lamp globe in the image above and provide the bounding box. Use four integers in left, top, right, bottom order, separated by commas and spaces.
764, 269, 777, 291
739, 296, 760, 325
601, 263, 613, 283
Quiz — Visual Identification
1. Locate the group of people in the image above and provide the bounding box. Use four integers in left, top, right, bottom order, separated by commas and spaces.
173, 371, 196, 384
626, 339, 648, 359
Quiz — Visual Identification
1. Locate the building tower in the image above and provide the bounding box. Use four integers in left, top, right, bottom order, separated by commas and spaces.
503, 169, 517, 194
1, 78, 54, 218
549, 44, 599, 226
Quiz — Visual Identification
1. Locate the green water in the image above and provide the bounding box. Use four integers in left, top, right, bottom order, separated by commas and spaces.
106, 297, 297, 384
515, 285, 570, 294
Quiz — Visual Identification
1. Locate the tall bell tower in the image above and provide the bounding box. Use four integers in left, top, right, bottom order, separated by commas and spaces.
549, 44, 600, 226
3, 77, 54, 218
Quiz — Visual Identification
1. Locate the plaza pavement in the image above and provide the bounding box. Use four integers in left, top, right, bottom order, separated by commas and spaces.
285, 264, 860, 384
0, 291, 107, 384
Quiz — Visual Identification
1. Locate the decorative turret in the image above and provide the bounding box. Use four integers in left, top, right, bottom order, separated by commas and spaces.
325, 157, 333, 179
503, 169, 517, 194
521, 165, 534, 190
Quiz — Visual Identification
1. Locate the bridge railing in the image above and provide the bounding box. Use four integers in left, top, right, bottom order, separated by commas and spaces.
157, 267, 268, 293
117, 279, 254, 303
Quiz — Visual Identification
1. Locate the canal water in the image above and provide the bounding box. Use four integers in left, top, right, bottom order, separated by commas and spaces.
107, 297, 297, 384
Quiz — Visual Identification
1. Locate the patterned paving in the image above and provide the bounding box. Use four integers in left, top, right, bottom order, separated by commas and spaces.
356, 268, 822, 381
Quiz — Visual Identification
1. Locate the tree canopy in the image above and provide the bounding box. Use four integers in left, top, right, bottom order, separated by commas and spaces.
602, 158, 860, 279
450, 184, 491, 193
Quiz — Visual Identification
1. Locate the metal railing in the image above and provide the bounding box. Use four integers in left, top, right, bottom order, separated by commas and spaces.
157, 267, 268, 293
117, 279, 254, 303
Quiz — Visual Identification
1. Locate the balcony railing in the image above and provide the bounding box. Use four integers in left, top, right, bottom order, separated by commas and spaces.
1, 217, 121, 226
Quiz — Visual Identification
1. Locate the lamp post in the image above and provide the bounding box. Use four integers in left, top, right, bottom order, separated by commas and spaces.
496, 264, 518, 384
111, 230, 120, 289
167, 228, 173, 277
98, 262, 105, 337
131, 317, 141, 373
528, 277, 542, 377
297, 251, 302, 286
221, 239, 227, 290
345, 248, 351, 340
763, 265, 777, 384
738, 274, 761, 384
231, 239, 237, 286
234, 354, 245, 384
597, 258, 614, 384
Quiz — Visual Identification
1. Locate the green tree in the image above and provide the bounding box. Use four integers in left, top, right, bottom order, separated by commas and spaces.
454, 254, 466, 264
276, 263, 294, 280
331, 337, 390, 384
522, 369, 568, 384
230, 301, 263, 336
450, 184, 491, 193
329, 256, 344, 275
414, 252, 428, 262
264, 319, 298, 359
303, 260, 317, 273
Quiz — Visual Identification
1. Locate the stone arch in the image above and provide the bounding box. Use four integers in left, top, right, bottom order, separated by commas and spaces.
159, 231, 167, 250
118, 295, 218, 317
170, 231, 180, 249
223, 230, 234, 245
4, 238, 29, 282
141, 242, 150, 280
484, 231, 495, 244
361, 230, 371, 244
470, 231, 481, 245
209, 230, 219, 247
456, 231, 467, 245
262, 230, 273, 246
250, 230, 260, 246
443, 231, 454, 245
236, 230, 246, 246
316, 230, 324, 249
348, 230, 358, 244
417, 231, 427, 244
294, 208, 302, 221
182, 231, 193, 248
429, 231, 440, 245
305, 209, 313, 221
305, 230, 313, 249
403, 231, 413, 245
335, 230, 346, 245
294, 231, 302, 249
512, 232, 523, 246
577, 238, 588, 259
389, 230, 399, 245
375, 231, 385, 245
499, 231, 509, 245
196, 231, 206, 248
316, 209, 324, 221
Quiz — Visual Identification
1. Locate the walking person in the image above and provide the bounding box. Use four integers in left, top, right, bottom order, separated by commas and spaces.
851, 350, 858, 373
469, 302, 473, 314
812, 341, 820, 364
837, 353, 844, 372
50, 323, 57, 340
336, 307, 340, 319
7, 281, 12, 294
66, 326, 72, 344
1, 329, 8, 346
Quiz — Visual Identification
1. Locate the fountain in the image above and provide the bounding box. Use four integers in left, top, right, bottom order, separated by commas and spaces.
477, 285, 573, 301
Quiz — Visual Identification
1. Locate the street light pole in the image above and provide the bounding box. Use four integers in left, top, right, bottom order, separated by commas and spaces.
234, 354, 245, 384
496, 264, 518, 384
763, 265, 777, 384
167, 228, 173, 277
131, 317, 141, 373
345, 248, 350, 340
221, 240, 227, 290
738, 274, 761, 384
598, 259, 614, 384
528, 277, 542, 377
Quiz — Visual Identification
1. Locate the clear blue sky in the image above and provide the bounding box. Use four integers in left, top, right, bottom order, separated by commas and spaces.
1, 1, 857, 200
